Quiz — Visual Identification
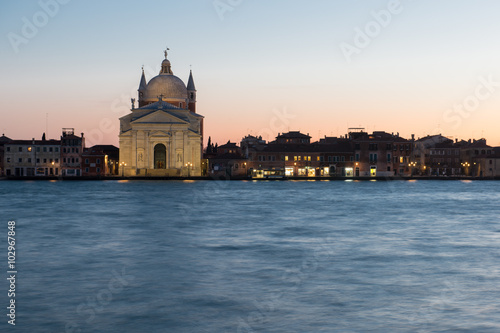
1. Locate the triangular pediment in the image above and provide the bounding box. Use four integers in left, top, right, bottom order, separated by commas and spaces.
150, 130, 173, 137
131, 110, 188, 125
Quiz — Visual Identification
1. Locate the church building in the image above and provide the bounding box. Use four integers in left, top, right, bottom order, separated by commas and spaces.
119, 51, 204, 177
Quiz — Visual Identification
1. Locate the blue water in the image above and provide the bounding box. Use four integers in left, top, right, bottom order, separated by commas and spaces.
1, 180, 500, 332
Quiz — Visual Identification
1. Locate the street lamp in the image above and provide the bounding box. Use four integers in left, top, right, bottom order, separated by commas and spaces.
185, 162, 192, 177
120, 162, 127, 177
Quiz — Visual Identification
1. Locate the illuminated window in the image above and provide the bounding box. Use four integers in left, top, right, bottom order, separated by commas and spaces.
400, 156, 404, 163
298, 156, 302, 161
285, 156, 289, 161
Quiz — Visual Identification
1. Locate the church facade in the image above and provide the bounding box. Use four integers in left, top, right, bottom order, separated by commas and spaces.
119, 51, 204, 177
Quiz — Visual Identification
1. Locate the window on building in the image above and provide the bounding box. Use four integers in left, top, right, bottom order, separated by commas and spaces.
36, 158, 40, 163
6, 158, 11, 163
350, 156, 354, 162
294, 156, 298, 161
85, 168, 89, 173
63, 158, 66, 163
76, 158, 79, 163
43, 147, 47, 152
341, 156, 345, 162
28, 147, 32, 152
28, 158, 31, 163
49, 147, 53, 152
55, 159, 59, 163
6, 147, 10, 152
85, 159, 89, 164
298, 156, 302, 161
18, 158, 22, 163
369, 153, 378, 162
285, 156, 289, 161
387, 153, 391, 162
355, 143, 360, 150
96, 167, 100, 173
55, 147, 59, 152
72, 158, 75, 163
36, 147, 40, 152
75, 148, 78, 153
320, 156, 324, 162
43, 159, 47, 163
63, 148, 66, 153
18, 147, 22, 152
369, 143, 378, 151
386, 144, 392, 150
355, 153, 360, 162
55, 168, 58, 175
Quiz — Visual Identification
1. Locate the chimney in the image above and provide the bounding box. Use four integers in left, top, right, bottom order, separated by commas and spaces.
411, 134, 415, 140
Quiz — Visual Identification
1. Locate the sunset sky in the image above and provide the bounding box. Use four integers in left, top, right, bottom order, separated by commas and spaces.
1, 0, 500, 147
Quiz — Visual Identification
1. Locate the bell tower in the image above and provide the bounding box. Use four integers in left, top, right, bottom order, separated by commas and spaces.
187, 70, 196, 113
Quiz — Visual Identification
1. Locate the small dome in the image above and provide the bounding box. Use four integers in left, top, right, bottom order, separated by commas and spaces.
143, 75, 188, 101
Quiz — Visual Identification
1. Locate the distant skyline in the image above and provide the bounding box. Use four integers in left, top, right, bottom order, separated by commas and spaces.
1, 0, 500, 147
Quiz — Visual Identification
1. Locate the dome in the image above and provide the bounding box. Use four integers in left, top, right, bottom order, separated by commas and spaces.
143, 74, 188, 101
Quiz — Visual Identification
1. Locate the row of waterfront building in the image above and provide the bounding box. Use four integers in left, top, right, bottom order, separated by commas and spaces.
206, 130, 500, 179
0, 129, 119, 178
1, 128, 499, 179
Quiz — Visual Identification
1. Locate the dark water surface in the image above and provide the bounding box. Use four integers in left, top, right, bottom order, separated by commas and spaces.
1, 180, 500, 332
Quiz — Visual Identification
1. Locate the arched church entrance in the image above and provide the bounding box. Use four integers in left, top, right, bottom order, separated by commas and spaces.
154, 144, 167, 169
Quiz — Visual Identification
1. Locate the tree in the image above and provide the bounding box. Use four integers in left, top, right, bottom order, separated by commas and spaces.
207, 136, 212, 153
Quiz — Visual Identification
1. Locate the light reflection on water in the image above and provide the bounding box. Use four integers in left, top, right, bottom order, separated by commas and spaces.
0, 180, 499, 332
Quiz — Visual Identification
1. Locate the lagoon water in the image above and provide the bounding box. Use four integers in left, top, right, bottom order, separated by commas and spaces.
1, 180, 500, 332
